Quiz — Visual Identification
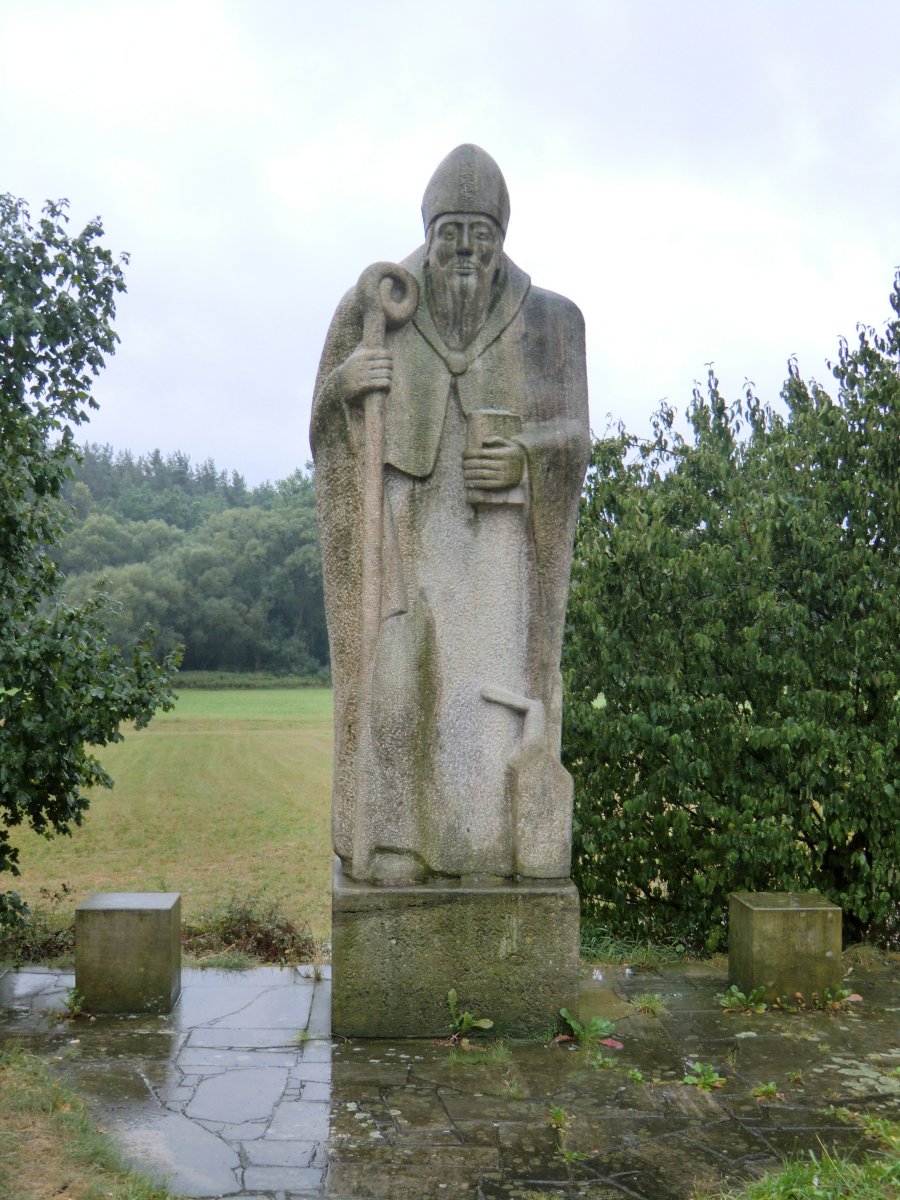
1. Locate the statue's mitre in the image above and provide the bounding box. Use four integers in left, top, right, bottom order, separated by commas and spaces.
421, 144, 510, 235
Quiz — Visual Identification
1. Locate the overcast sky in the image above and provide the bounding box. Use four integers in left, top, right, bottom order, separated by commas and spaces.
2, 0, 898, 485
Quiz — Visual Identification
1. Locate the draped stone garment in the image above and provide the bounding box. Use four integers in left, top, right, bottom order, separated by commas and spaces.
311, 248, 590, 883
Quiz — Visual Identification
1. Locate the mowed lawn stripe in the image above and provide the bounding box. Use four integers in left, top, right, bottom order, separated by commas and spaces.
8, 688, 334, 938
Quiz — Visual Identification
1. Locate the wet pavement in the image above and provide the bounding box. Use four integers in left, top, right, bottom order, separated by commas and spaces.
1, 957, 898, 1199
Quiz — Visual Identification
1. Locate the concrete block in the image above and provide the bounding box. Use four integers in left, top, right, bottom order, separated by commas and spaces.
75, 892, 181, 1013
729, 891, 842, 1003
332, 860, 579, 1037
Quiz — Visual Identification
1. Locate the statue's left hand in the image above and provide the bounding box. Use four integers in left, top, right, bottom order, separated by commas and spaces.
463, 436, 524, 490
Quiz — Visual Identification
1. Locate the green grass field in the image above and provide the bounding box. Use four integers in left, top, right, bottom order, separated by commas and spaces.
7, 688, 334, 938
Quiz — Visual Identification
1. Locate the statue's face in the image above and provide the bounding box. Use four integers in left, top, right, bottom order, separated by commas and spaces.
428, 214, 502, 275
425, 212, 503, 348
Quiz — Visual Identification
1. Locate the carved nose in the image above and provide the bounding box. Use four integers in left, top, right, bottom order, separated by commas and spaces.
457, 227, 473, 253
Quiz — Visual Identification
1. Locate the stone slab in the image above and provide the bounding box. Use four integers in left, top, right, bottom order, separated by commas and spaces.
184, 1066, 289, 1123
332, 860, 579, 1037
728, 891, 842, 1002
75, 892, 181, 1014
114, 1109, 240, 1197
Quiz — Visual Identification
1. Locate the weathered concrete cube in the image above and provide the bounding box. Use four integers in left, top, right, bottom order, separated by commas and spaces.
729, 891, 842, 1003
75, 892, 181, 1013
332, 860, 579, 1037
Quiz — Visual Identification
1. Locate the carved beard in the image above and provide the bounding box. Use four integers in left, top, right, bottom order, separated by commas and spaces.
425, 244, 501, 350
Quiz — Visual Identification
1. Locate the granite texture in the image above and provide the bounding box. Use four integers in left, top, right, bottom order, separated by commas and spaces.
729, 891, 843, 1002
75, 891, 181, 1014
331, 861, 579, 1038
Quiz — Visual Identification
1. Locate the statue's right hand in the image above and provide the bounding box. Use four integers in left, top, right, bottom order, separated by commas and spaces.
337, 348, 393, 402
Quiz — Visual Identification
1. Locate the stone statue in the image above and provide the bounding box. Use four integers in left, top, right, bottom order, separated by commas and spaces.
311, 145, 590, 887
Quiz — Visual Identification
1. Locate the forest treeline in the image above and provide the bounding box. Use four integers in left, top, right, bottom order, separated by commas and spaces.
58, 444, 328, 675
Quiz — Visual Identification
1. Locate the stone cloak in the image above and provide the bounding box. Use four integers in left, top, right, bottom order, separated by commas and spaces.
311, 247, 590, 882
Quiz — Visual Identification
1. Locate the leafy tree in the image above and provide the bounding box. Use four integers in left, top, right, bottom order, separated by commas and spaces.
59, 449, 327, 675
69, 443, 279, 528
564, 274, 900, 950
0, 196, 179, 924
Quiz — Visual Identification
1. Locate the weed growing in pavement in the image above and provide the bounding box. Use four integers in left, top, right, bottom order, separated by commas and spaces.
547, 1105, 587, 1166
62, 987, 88, 1020
752, 1081, 784, 1101
770, 987, 857, 1014
683, 1061, 725, 1090
447, 1039, 510, 1065
716, 984, 767, 1014
630, 992, 666, 1015
558, 1007, 615, 1045
447, 989, 493, 1040
589, 1050, 618, 1070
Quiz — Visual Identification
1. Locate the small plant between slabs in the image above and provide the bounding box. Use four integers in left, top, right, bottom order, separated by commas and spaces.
447, 989, 493, 1041
556, 1008, 621, 1048
630, 992, 666, 1015
627, 1068, 645, 1083
770, 987, 860, 1013
715, 984, 767, 1014
683, 1061, 725, 1090
811, 986, 857, 1011
61, 987, 93, 1021
752, 1081, 784, 1102
447, 1039, 510, 1065
547, 1105, 587, 1166
547, 1104, 573, 1134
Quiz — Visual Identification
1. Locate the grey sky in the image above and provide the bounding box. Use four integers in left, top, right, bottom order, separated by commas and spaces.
2, 0, 898, 484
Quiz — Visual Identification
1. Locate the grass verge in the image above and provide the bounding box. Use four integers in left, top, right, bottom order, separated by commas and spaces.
0, 1041, 180, 1200
705, 1111, 899, 1199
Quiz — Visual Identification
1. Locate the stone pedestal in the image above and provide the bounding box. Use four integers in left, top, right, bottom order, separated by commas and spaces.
75, 892, 182, 1013
332, 860, 579, 1037
729, 891, 842, 1003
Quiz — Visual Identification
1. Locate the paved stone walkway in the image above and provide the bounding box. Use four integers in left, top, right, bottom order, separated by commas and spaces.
2, 959, 898, 1199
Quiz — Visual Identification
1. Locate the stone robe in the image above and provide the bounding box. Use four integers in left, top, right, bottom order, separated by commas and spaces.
311, 248, 590, 883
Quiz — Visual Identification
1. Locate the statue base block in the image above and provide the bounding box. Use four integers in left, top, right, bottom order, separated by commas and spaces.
729, 891, 842, 1003
331, 860, 580, 1038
